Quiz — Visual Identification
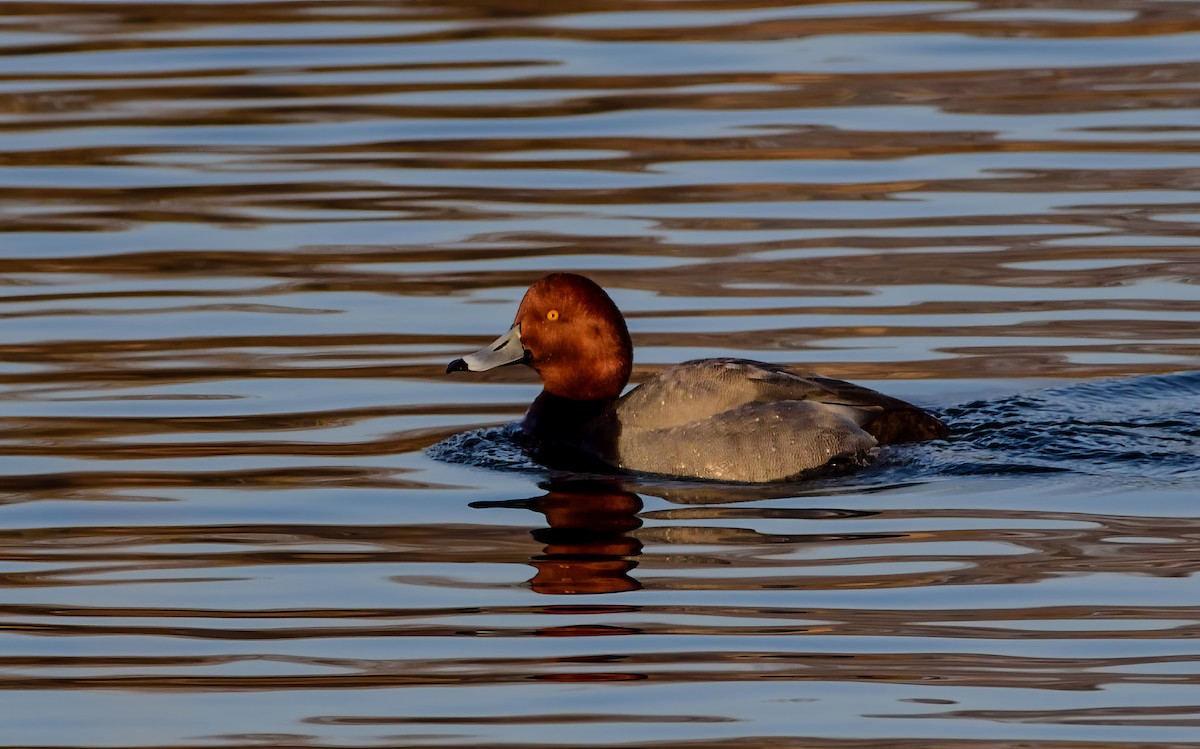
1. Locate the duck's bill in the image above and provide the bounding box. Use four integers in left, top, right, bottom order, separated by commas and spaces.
447, 324, 529, 373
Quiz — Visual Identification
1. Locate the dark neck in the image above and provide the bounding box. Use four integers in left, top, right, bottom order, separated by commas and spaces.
522, 391, 614, 441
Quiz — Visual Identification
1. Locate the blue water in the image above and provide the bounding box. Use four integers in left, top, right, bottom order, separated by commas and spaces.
2, 0, 1200, 747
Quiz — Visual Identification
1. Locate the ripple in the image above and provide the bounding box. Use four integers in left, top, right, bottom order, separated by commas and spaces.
3, 0, 1200, 747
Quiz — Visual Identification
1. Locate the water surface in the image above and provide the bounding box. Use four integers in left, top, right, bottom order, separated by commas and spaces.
2, 1, 1200, 747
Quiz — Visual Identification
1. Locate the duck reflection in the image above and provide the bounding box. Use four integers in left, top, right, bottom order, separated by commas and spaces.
472, 481, 644, 595
469, 478, 899, 596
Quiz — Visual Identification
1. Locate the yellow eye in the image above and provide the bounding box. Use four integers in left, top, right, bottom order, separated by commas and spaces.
546, 309, 559, 321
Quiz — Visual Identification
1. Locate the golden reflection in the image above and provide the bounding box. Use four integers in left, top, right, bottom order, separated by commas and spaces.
2, 0, 1200, 744
473, 481, 644, 595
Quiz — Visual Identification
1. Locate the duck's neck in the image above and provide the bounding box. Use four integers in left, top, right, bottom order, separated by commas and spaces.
522, 391, 616, 441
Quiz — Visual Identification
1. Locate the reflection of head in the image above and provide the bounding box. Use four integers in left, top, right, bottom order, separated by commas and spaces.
473, 480, 644, 596
532, 482, 643, 535
529, 553, 640, 595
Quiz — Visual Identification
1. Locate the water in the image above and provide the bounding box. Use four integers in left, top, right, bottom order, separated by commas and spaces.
2, 1, 1200, 746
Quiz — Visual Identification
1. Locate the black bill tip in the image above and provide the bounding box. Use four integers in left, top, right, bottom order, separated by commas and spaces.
446, 358, 468, 374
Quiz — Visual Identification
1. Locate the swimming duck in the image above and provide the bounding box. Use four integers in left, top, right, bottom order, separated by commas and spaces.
447, 273, 947, 482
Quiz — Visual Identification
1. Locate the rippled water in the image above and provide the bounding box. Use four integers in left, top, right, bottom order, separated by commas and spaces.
3, 1, 1200, 747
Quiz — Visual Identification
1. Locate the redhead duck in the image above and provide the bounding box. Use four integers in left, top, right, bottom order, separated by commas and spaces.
447, 273, 948, 482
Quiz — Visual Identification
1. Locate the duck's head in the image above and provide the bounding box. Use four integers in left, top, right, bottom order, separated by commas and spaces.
447, 273, 633, 402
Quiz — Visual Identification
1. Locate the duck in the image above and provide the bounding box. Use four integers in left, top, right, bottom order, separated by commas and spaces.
447, 272, 948, 483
